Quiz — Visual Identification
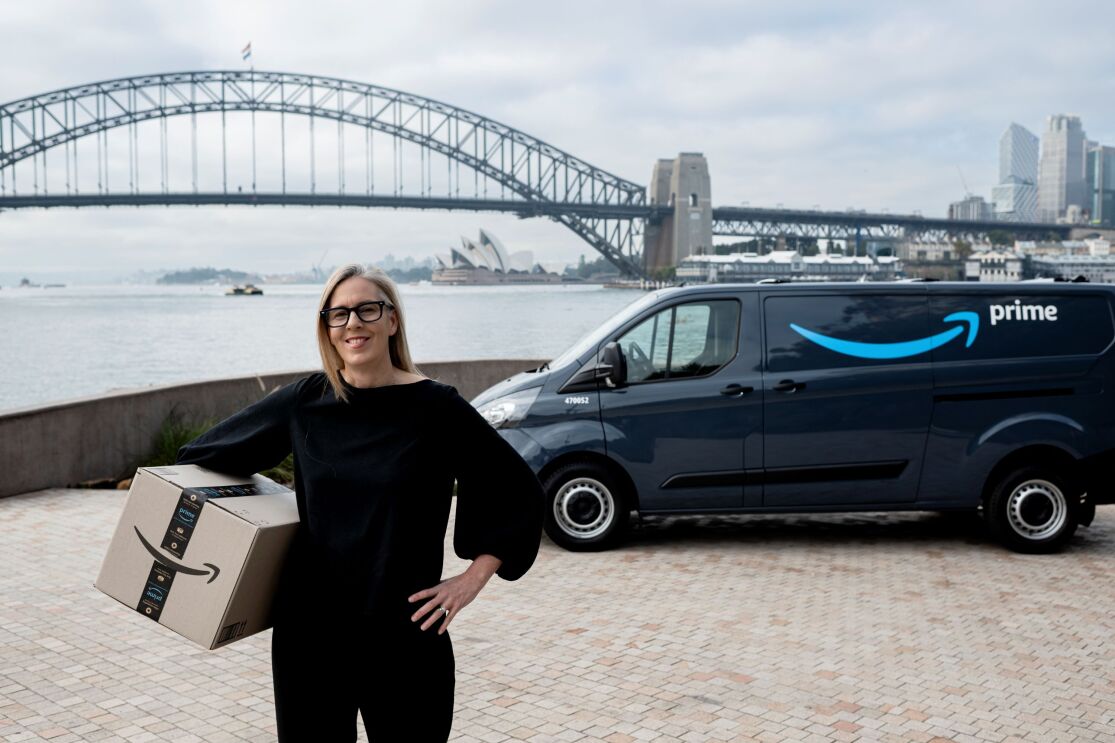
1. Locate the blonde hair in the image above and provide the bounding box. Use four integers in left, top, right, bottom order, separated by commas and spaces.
316, 264, 420, 402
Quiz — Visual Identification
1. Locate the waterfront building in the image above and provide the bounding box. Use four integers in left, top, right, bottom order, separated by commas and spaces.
1030, 254, 1115, 283
898, 241, 957, 262
1037, 115, 1088, 222
1086, 144, 1115, 226
432, 229, 560, 285
962, 244, 1115, 282
1086, 238, 1112, 256
897, 241, 966, 281
964, 250, 1024, 282
1014, 239, 1090, 257
948, 195, 992, 221
676, 250, 901, 283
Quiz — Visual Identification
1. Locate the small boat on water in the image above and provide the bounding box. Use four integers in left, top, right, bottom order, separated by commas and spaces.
225, 284, 264, 296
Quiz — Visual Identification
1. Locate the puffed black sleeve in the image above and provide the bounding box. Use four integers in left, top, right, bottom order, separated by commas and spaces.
444, 386, 544, 581
175, 376, 306, 476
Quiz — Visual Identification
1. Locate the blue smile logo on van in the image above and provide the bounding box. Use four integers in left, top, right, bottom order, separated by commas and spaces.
791, 311, 980, 360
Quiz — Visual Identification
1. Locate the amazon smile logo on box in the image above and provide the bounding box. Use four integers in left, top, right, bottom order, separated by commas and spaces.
134, 525, 222, 583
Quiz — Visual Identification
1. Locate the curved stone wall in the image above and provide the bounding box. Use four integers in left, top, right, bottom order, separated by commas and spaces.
0, 359, 546, 498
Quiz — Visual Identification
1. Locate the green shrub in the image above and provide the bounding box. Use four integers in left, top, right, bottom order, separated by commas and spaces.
260, 454, 295, 486
142, 415, 215, 468
140, 413, 296, 486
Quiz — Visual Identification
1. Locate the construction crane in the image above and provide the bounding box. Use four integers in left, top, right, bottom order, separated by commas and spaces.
956, 165, 973, 198
311, 249, 330, 282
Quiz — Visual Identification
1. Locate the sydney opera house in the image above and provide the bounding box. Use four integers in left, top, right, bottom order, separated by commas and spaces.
433, 229, 561, 285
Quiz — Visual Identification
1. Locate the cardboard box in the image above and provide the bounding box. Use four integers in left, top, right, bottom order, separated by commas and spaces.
95, 465, 300, 650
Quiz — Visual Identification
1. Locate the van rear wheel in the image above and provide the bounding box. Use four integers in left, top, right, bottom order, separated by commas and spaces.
986, 465, 1079, 554
543, 462, 629, 552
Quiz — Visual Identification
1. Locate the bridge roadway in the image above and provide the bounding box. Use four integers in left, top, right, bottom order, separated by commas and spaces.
709, 206, 1074, 241
0, 192, 665, 220
0, 193, 1074, 243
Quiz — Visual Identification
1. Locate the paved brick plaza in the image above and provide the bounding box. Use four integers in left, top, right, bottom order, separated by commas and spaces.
1, 488, 1113, 743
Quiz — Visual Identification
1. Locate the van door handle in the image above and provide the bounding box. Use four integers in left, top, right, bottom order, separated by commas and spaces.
772, 379, 806, 393
720, 384, 754, 396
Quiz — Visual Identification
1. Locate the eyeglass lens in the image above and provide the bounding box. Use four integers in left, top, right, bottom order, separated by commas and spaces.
324, 302, 385, 327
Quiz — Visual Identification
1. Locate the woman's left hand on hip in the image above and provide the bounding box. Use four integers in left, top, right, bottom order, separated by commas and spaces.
408, 567, 492, 634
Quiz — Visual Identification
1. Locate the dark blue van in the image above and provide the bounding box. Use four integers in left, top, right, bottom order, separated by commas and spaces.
472, 282, 1115, 553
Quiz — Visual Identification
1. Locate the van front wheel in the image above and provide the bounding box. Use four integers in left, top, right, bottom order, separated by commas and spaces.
543, 463, 629, 552
986, 465, 1079, 554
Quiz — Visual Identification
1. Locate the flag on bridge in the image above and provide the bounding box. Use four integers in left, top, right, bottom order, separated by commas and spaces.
242, 42, 252, 61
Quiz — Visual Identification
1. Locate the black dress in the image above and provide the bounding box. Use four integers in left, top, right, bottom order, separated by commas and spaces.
175, 372, 544, 742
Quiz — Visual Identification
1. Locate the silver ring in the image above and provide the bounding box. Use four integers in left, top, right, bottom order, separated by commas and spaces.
439, 606, 449, 616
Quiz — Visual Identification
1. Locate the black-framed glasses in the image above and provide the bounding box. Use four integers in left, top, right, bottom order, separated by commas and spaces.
319, 301, 395, 327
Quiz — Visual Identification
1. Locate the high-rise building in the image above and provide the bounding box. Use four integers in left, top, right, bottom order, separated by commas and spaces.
1000, 123, 1039, 183
993, 181, 1038, 222
1037, 115, 1088, 222
1086, 144, 1115, 226
993, 123, 1039, 222
949, 195, 992, 221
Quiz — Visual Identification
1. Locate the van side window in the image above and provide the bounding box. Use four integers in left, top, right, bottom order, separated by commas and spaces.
617, 300, 740, 383
616, 308, 671, 382
765, 295, 928, 372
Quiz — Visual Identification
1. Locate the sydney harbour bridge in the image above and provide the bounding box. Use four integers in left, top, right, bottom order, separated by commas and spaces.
0, 71, 1074, 279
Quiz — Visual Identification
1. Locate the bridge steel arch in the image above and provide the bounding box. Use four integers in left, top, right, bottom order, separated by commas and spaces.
0, 71, 649, 277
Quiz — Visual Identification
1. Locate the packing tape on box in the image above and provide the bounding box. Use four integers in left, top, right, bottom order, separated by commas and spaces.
135, 481, 289, 622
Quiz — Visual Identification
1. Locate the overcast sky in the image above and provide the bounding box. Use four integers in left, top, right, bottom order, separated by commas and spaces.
2, 0, 1114, 282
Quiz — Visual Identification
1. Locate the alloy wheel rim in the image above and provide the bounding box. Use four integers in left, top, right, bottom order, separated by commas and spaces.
554, 477, 614, 539
1006, 479, 1067, 540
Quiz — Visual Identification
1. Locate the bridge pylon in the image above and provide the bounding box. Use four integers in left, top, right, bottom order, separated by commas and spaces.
643, 153, 713, 276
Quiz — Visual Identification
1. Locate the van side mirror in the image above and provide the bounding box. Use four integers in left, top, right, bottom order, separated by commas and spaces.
558, 342, 628, 392
599, 342, 627, 388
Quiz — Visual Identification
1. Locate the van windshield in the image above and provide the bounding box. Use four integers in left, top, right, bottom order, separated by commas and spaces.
548, 290, 668, 370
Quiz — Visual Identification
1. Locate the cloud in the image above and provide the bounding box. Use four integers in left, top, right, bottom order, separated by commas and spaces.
2, 0, 1114, 277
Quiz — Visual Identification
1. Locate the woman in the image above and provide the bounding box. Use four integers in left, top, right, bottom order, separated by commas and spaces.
176, 264, 544, 742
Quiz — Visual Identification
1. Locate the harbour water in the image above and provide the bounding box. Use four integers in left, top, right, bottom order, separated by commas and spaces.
0, 283, 642, 413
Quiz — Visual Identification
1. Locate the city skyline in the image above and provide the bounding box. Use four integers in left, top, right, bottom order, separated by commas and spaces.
2, 0, 1114, 279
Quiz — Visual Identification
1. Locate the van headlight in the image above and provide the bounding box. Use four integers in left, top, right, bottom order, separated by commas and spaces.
476, 387, 541, 429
